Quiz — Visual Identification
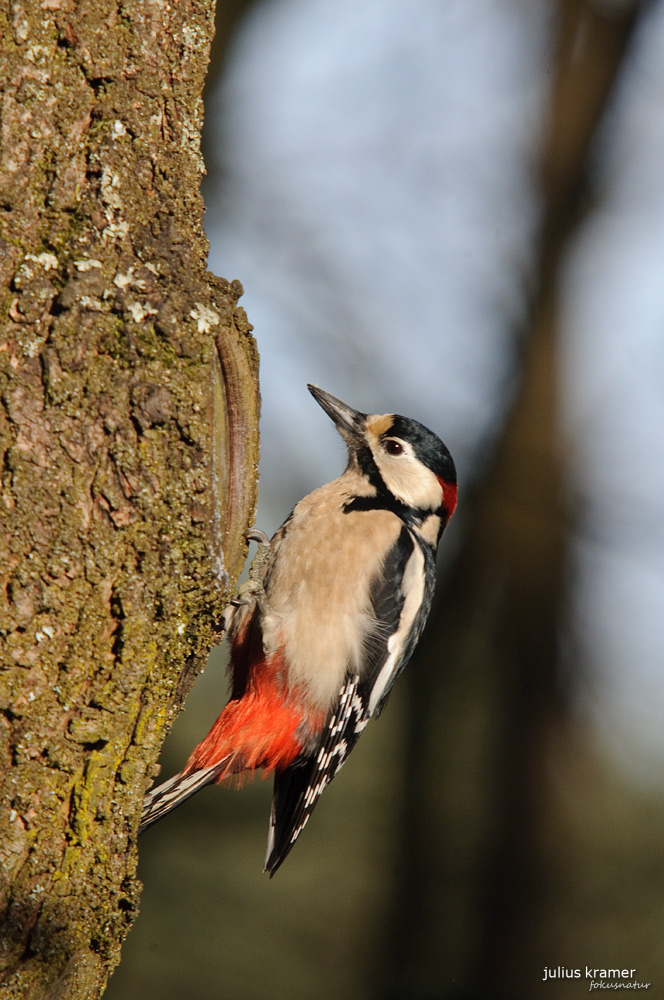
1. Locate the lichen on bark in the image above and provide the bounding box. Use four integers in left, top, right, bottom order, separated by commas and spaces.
0, 2, 259, 997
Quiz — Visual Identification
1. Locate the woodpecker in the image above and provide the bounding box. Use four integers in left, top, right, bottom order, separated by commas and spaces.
140, 385, 457, 875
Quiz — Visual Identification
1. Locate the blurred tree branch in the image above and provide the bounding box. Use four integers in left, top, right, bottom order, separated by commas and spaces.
380, 2, 652, 997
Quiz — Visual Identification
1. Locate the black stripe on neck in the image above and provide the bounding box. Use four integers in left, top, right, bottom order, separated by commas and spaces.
346, 445, 447, 540
342, 493, 442, 538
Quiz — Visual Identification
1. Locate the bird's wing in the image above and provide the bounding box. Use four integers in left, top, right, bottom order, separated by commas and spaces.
265, 525, 433, 874
264, 674, 368, 874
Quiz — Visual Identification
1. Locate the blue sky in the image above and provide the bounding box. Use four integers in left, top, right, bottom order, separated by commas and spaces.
203, 0, 664, 779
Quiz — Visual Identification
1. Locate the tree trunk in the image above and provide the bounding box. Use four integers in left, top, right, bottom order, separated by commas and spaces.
0, 2, 259, 997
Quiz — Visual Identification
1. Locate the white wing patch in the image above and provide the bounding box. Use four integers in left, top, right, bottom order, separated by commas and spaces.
368, 540, 426, 716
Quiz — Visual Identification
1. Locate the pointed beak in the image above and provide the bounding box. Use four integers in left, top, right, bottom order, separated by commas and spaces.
307, 384, 366, 442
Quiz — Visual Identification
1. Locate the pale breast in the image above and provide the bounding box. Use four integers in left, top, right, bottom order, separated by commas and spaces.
261, 477, 403, 710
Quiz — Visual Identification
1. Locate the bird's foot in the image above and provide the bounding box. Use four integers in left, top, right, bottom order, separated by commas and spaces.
230, 528, 271, 613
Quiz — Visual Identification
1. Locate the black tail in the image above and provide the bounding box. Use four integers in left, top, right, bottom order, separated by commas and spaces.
264, 760, 319, 875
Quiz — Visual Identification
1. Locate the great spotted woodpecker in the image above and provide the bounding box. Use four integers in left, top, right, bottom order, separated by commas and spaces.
140, 385, 457, 874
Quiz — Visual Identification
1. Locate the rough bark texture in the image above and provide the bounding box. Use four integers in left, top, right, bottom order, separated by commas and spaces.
0, 2, 259, 998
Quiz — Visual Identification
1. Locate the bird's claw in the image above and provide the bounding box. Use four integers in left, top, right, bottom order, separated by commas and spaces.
246, 528, 270, 546
230, 595, 252, 608
222, 530, 272, 627
227, 527, 272, 616
247, 527, 271, 579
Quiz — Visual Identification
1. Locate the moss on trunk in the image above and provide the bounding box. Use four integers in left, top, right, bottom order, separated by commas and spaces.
0, 2, 259, 996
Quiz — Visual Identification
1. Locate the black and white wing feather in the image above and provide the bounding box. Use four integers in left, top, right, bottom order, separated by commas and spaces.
264, 525, 435, 875
264, 673, 369, 874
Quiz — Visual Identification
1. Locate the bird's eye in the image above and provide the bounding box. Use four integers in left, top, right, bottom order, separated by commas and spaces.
384, 439, 404, 456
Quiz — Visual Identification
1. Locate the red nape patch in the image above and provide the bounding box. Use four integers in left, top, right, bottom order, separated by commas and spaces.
182, 652, 326, 781
437, 477, 458, 518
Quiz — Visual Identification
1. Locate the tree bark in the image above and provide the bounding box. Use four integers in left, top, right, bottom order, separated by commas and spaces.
0, 2, 259, 997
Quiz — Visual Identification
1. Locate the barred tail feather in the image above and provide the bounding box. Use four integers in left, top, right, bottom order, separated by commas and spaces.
139, 761, 228, 833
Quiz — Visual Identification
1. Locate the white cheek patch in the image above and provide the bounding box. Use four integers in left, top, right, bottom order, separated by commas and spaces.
373, 442, 443, 511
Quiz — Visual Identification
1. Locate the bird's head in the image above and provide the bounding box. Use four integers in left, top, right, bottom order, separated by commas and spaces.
308, 384, 457, 521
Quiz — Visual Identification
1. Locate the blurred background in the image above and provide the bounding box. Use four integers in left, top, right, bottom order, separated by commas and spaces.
106, 1, 664, 997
